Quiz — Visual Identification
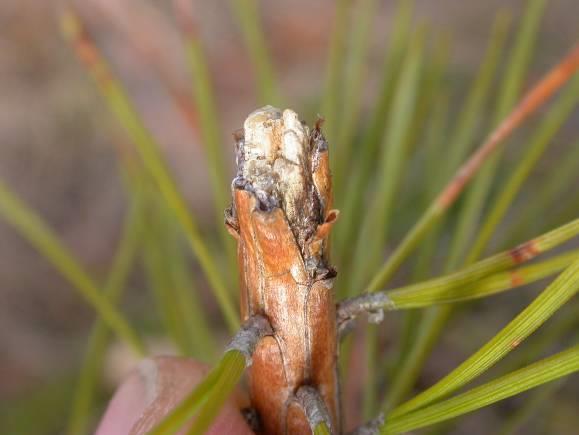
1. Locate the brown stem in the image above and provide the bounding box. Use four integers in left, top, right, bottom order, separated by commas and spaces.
228, 107, 340, 434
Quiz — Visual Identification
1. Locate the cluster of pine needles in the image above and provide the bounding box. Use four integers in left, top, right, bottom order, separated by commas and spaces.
0, 0, 577, 434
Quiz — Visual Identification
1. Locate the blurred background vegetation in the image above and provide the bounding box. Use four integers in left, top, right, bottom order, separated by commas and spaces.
0, 0, 577, 434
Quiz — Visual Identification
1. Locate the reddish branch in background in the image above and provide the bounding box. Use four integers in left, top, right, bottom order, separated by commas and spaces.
436, 43, 579, 209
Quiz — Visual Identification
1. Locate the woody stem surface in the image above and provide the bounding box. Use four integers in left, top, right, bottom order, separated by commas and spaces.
227, 106, 340, 434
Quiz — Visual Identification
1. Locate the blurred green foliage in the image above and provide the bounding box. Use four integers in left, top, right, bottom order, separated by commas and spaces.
0, 0, 577, 434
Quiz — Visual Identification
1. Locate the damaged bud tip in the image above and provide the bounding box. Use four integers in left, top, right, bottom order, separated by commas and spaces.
231, 105, 333, 272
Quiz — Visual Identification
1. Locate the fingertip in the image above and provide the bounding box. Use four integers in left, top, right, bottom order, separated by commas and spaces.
95, 362, 150, 435
96, 356, 254, 435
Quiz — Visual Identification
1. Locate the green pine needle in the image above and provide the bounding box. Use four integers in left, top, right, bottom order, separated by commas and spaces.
66, 197, 143, 435
149, 350, 246, 435
382, 344, 579, 433
389, 254, 579, 418
228, 0, 282, 105
61, 10, 239, 332
0, 180, 146, 356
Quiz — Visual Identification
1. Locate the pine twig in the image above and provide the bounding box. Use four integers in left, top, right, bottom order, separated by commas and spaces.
228, 107, 341, 433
